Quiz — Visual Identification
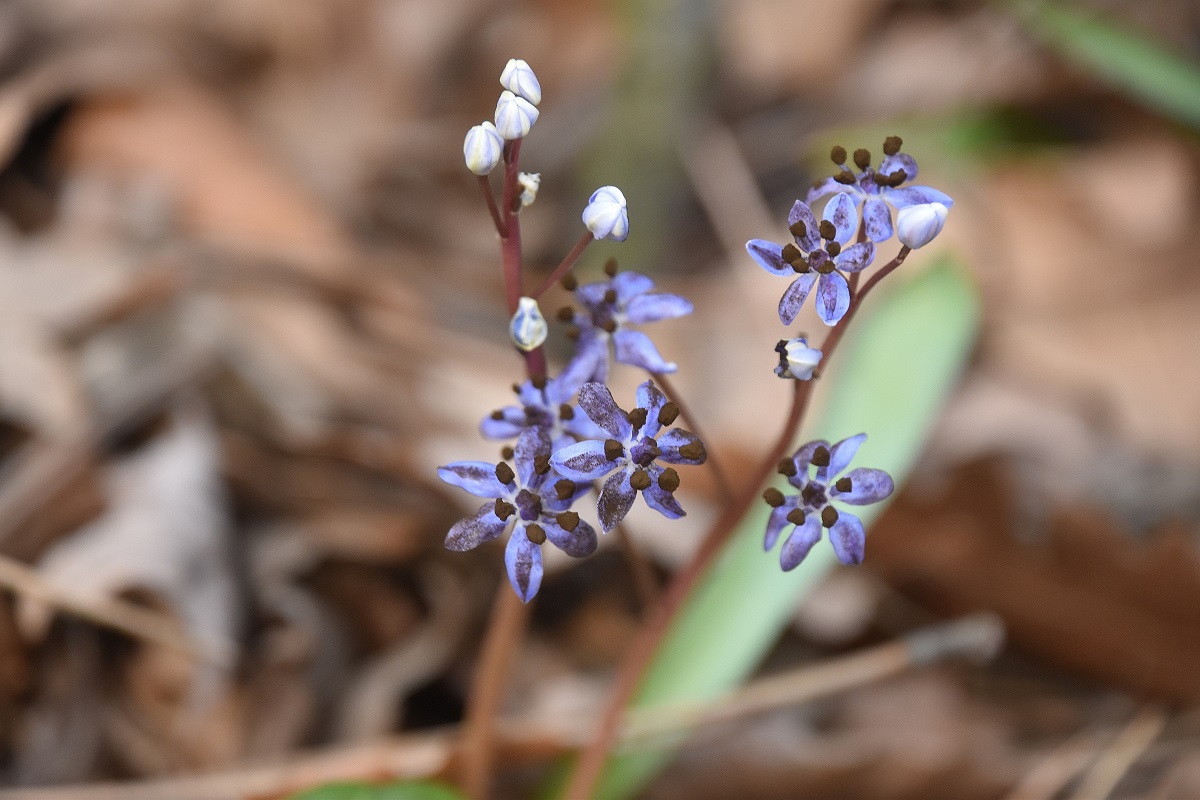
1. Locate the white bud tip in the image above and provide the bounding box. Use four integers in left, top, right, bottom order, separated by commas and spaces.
500, 58, 542, 106
463, 121, 503, 176
896, 202, 949, 249
495, 90, 539, 140
582, 185, 629, 242
510, 297, 548, 351
776, 337, 823, 380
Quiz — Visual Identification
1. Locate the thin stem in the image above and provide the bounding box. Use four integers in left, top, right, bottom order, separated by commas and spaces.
500, 140, 524, 316
458, 584, 530, 800
478, 175, 506, 238
562, 244, 912, 800
650, 371, 734, 503
533, 232, 594, 299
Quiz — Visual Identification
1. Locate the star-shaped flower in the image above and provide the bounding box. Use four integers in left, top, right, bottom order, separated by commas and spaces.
762, 434, 894, 569
746, 196, 875, 326
480, 364, 605, 451
551, 381, 706, 532
439, 428, 595, 602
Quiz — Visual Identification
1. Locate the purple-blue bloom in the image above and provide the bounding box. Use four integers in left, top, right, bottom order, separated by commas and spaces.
439, 427, 595, 602
480, 364, 605, 451
762, 433, 894, 569
563, 268, 693, 383
551, 380, 706, 532
808, 138, 954, 244
745, 196, 876, 326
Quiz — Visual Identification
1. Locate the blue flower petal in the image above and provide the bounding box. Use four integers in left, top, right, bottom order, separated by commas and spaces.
438, 462, 509, 498
446, 503, 509, 551
879, 152, 918, 182
542, 516, 598, 557
598, 469, 636, 532
576, 382, 632, 438
656, 427, 706, 465
806, 175, 848, 206
835, 241, 875, 273
635, 380, 668, 437
575, 281, 609, 312
787, 201, 822, 252
823, 433, 866, 480
746, 239, 792, 276
550, 439, 620, 481
764, 498, 800, 551
828, 513, 866, 565
781, 515, 822, 571
624, 292, 694, 324
778, 273, 817, 325
479, 407, 526, 440
862, 196, 893, 243
612, 271, 655, 303
885, 185, 954, 209
822, 192, 857, 246
643, 476, 685, 520
814, 271, 850, 326
831, 467, 894, 505
614, 329, 676, 374
513, 427, 551, 487
571, 332, 610, 384
791, 439, 831, 475
505, 525, 543, 602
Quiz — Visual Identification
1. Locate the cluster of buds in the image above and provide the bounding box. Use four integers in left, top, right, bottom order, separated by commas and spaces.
463, 59, 542, 176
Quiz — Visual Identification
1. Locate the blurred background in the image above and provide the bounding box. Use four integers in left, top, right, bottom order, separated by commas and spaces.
0, 0, 1198, 798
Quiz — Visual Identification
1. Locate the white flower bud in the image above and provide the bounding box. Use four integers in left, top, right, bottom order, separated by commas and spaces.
463, 121, 503, 176
896, 202, 948, 249
500, 58, 542, 105
509, 297, 548, 351
518, 172, 540, 208
494, 90, 539, 140
774, 338, 822, 380
582, 185, 628, 241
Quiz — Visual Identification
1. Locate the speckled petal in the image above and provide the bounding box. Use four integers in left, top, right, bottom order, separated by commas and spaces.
445, 503, 509, 552
513, 427, 551, 487
598, 469, 636, 532
570, 332, 610, 384
822, 192, 857, 246
625, 292, 693, 323
764, 497, 800, 551
885, 185, 954, 209
657, 428, 706, 465
814, 271, 850, 326
791, 439, 831, 474
835, 241, 875, 273
787, 200, 822, 252
612, 271, 656, 303
831, 467, 894, 505
635, 380, 668, 437
879, 152, 918, 182
576, 382, 632, 438
828, 513, 866, 565
806, 175, 846, 206
823, 433, 866, 480
479, 407, 526, 440
778, 273, 817, 325
643, 474, 685, 520
438, 462, 509, 498
542, 516, 598, 558
746, 239, 792, 277
614, 329, 677, 374
550, 439, 620, 481
863, 196, 894, 243
780, 515, 823, 571
505, 525, 543, 602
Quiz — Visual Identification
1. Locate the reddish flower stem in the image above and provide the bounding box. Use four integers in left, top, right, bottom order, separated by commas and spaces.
478, 175, 506, 238
562, 245, 911, 800
534, 231, 594, 299
650, 370, 733, 503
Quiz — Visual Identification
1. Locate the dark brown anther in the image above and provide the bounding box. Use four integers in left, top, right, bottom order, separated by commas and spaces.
566, 325, 581, 340
816, 258, 836, 275
532, 375, 547, 390
643, 437, 661, 460
811, 446, 831, 467
679, 442, 706, 462
788, 221, 807, 240
533, 454, 551, 475
853, 148, 871, 170
763, 487, 785, 507
559, 403, 575, 420
604, 258, 619, 277
495, 499, 515, 521
555, 479, 576, 501
604, 439, 624, 462
501, 446, 515, 460
777, 458, 797, 477
787, 508, 807, 525
512, 383, 522, 393
793, 258, 810, 274
658, 402, 680, 426
630, 469, 651, 491
834, 171, 857, 185
561, 274, 578, 291
525, 523, 547, 544
882, 135, 902, 156
821, 506, 839, 528
888, 169, 907, 186
781, 242, 802, 263
626, 407, 648, 430
818, 220, 837, 241
830, 145, 847, 165
495, 462, 515, 484
826, 241, 841, 257
490, 410, 505, 420
602, 319, 617, 334
658, 467, 680, 493
556, 511, 580, 532
557, 306, 575, 322
603, 288, 617, 304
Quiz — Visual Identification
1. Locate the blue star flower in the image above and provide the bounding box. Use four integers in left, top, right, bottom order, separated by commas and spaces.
480, 361, 605, 451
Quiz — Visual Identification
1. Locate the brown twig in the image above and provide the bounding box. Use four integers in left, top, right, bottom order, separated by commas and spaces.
533, 231, 593, 299
650, 371, 733, 503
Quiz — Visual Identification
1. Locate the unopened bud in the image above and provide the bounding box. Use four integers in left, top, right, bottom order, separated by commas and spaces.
494, 90, 539, 140
583, 186, 629, 241
774, 337, 823, 381
500, 58, 542, 105
896, 202, 949, 249
518, 172, 541, 207
509, 297, 548, 351
463, 121, 503, 175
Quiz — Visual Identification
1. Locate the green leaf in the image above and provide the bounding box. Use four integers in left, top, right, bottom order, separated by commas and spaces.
1020, 2, 1200, 129
289, 781, 466, 800
585, 257, 980, 799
